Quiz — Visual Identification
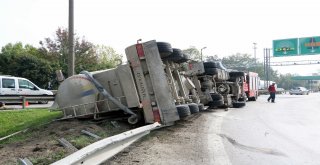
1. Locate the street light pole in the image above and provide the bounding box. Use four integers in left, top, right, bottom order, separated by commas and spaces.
200, 47, 207, 61
253, 42, 257, 65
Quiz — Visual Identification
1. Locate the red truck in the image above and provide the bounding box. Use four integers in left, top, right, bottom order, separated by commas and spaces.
243, 72, 259, 101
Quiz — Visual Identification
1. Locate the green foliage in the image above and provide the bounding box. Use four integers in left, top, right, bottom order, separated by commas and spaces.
182, 46, 201, 61
69, 135, 95, 149
0, 109, 62, 138
221, 53, 256, 69
39, 28, 122, 75
276, 73, 307, 89
39, 27, 99, 74
0, 28, 122, 88
94, 45, 122, 69
0, 43, 55, 88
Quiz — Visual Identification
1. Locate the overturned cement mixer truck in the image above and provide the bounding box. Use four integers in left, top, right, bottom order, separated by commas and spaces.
53, 40, 255, 126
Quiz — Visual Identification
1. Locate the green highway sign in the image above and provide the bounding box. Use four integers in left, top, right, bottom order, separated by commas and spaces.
292, 76, 320, 80
273, 38, 298, 57
299, 36, 320, 55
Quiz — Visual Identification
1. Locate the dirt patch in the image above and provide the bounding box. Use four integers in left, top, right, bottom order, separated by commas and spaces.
0, 119, 133, 165
0, 109, 220, 165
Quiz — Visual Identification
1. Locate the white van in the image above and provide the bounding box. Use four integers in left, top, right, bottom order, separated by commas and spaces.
0, 75, 53, 96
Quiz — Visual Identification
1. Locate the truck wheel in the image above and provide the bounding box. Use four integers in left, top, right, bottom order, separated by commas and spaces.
203, 61, 219, 68
232, 102, 246, 108
176, 54, 189, 63
248, 96, 256, 101
229, 71, 245, 77
157, 42, 173, 58
176, 104, 191, 118
238, 97, 246, 102
198, 103, 205, 111
217, 83, 230, 95
188, 103, 200, 114
128, 115, 139, 125
210, 93, 223, 101
163, 48, 183, 62
208, 100, 224, 108
204, 68, 219, 75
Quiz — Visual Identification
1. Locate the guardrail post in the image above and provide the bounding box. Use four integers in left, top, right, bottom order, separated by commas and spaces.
22, 96, 26, 109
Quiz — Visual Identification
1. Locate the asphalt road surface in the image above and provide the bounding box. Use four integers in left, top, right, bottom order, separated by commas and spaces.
108, 93, 320, 165
221, 93, 320, 165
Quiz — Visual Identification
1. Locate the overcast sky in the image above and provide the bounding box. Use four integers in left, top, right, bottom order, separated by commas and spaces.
1, 0, 320, 75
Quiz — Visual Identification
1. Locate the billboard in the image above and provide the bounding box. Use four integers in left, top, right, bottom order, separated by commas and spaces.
273, 38, 298, 57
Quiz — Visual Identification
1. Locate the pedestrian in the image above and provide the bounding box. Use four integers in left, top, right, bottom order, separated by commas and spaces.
267, 83, 276, 103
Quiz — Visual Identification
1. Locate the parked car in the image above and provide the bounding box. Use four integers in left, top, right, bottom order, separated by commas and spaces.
289, 87, 309, 95
0, 75, 53, 104
276, 88, 285, 94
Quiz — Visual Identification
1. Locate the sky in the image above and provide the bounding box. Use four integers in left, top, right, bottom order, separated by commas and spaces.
1, 0, 320, 75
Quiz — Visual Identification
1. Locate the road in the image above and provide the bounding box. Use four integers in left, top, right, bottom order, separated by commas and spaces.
222, 93, 320, 165
108, 93, 320, 165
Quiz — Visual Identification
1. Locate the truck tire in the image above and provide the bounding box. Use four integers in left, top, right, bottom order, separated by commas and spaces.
176, 104, 191, 118
188, 103, 200, 114
210, 93, 223, 101
157, 42, 173, 58
208, 100, 224, 108
198, 103, 205, 111
204, 68, 219, 75
229, 71, 245, 77
248, 96, 257, 101
238, 97, 246, 102
203, 61, 219, 68
163, 48, 183, 62
217, 83, 230, 95
232, 102, 246, 108
176, 54, 189, 63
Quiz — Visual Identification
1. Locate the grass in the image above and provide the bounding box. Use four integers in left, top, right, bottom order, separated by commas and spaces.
0, 109, 62, 138
69, 135, 96, 149
30, 150, 67, 165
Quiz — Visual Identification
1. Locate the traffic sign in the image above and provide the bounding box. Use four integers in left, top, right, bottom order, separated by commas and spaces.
273, 38, 298, 57
299, 36, 320, 55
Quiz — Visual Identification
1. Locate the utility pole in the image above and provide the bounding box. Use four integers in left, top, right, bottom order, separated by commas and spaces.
68, 0, 75, 77
200, 47, 207, 61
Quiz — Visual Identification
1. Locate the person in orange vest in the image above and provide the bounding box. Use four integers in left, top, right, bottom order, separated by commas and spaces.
267, 83, 276, 103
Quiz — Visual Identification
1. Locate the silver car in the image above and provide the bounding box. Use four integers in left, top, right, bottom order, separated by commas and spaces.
289, 87, 309, 95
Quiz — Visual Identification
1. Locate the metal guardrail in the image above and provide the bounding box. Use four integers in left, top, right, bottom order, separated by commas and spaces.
0, 95, 55, 109
51, 122, 161, 165
0, 95, 55, 102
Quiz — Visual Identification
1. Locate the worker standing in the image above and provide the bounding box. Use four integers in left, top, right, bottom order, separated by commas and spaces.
267, 83, 276, 103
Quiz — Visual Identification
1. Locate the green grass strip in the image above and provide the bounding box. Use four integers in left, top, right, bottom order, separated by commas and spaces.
0, 109, 62, 137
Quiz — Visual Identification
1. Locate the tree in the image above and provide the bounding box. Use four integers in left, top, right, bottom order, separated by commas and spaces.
39, 28, 100, 75
94, 45, 122, 69
182, 46, 201, 61
0, 43, 54, 88
205, 55, 220, 62
39, 28, 122, 75
216, 53, 279, 81
221, 53, 256, 69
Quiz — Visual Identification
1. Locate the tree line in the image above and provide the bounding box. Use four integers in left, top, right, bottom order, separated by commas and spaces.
0, 28, 122, 89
